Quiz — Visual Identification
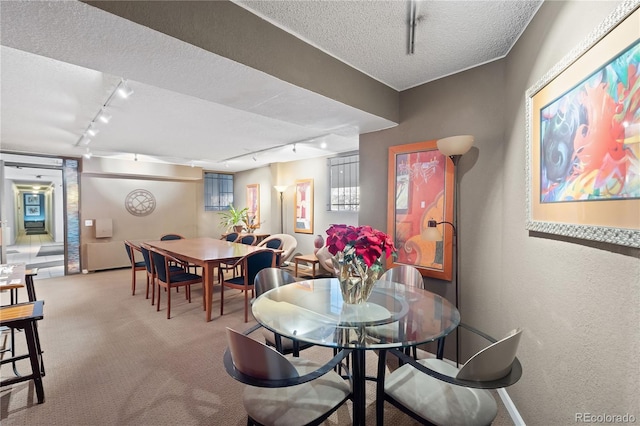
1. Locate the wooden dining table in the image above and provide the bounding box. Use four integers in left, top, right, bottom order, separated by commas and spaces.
145, 237, 269, 322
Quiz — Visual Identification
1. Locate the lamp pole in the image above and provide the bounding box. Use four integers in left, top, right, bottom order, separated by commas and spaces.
274, 186, 287, 234
279, 191, 284, 233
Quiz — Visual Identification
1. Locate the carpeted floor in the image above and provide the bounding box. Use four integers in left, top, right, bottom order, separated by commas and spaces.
0, 268, 514, 425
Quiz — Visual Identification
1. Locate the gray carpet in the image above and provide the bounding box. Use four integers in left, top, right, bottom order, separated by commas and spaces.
35, 246, 64, 257
0, 269, 514, 425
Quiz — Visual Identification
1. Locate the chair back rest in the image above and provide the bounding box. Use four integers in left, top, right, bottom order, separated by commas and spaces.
225, 232, 239, 242
139, 244, 154, 274
257, 236, 283, 249
456, 328, 523, 381
124, 241, 134, 263
264, 238, 283, 250
150, 249, 169, 283
160, 234, 184, 241
226, 327, 298, 380
380, 265, 423, 289
244, 250, 276, 285
240, 234, 257, 245
262, 234, 297, 265
254, 268, 299, 297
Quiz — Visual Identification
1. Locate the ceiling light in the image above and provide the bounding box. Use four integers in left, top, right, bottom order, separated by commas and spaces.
32, 190, 39, 194
80, 135, 92, 145
117, 79, 134, 98
33, 186, 41, 190
190, 160, 195, 168
97, 108, 111, 124
320, 141, 327, 149
292, 144, 297, 153
224, 161, 230, 169
86, 123, 100, 137
83, 148, 92, 159
134, 153, 138, 162
252, 154, 258, 162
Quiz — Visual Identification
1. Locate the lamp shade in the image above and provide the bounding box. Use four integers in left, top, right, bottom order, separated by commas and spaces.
274, 185, 288, 193
437, 135, 474, 156
422, 219, 443, 241
422, 226, 443, 241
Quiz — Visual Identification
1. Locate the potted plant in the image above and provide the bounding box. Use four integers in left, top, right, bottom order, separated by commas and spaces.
218, 203, 249, 233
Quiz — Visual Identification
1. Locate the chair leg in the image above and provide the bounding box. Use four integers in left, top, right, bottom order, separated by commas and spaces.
145, 274, 150, 299
156, 284, 161, 312
244, 288, 249, 323
167, 285, 172, 319
131, 268, 136, 296
220, 283, 225, 316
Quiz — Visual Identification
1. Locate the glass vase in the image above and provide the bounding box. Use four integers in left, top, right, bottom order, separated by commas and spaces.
331, 253, 381, 304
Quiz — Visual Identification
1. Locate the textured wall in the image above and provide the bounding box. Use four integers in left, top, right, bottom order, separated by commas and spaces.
360, 1, 640, 423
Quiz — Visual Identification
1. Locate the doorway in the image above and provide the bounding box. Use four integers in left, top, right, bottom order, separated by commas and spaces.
0, 153, 80, 279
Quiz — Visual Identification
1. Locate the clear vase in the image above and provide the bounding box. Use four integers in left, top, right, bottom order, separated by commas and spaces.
331, 253, 381, 304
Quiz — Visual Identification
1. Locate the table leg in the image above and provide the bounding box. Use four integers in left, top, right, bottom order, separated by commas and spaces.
203, 263, 215, 322
294, 259, 299, 277
24, 322, 44, 403
351, 349, 366, 425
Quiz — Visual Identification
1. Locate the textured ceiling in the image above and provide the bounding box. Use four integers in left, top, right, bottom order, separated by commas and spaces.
0, 0, 541, 172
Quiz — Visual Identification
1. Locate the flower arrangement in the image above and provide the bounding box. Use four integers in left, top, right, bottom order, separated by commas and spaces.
326, 224, 397, 303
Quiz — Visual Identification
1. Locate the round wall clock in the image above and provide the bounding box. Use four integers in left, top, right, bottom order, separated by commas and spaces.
125, 189, 156, 217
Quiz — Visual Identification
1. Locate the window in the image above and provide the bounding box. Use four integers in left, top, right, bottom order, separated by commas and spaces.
204, 172, 233, 211
328, 153, 359, 211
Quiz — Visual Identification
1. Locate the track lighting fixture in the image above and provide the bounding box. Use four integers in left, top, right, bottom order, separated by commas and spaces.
86, 122, 99, 137
134, 153, 138, 162
97, 108, 112, 124
75, 77, 133, 149
252, 154, 258, 162
292, 143, 297, 153
117, 79, 134, 98
83, 148, 92, 159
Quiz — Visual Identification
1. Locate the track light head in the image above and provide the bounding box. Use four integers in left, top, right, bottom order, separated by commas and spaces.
292, 143, 297, 153
117, 79, 134, 98
98, 108, 111, 124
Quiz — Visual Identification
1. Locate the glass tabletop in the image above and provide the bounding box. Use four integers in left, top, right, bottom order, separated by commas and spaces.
252, 277, 460, 350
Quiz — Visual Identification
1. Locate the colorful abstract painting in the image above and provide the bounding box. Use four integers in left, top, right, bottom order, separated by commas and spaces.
539, 40, 640, 203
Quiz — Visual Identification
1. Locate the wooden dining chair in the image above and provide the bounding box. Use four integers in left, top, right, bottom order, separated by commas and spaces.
138, 243, 156, 304
150, 248, 203, 319
160, 233, 185, 241
124, 240, 146, 296
220, 249, 276, 322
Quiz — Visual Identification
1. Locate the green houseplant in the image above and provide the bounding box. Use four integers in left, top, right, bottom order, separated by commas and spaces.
218, 204, 249, 233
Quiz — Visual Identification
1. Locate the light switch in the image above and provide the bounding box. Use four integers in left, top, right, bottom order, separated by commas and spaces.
85, 219, 93, 227
420, 201, 425, 208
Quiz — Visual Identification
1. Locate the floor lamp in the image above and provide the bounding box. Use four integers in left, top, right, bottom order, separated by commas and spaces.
274, 185, 287, 233
423, 134, 474, 366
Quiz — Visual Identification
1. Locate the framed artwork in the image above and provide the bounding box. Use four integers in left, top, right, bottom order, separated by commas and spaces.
26, 205, 41, 216
246, 184, 260, 229
387, 140, 454, 280
294, 179, 314, 234
526, 2, 640, 248
25, 194, 40, 205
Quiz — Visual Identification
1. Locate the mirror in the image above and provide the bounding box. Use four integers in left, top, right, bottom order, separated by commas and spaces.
294, 179, 313, 234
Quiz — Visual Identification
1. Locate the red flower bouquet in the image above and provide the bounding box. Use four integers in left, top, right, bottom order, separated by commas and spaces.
326, 224, 397, 303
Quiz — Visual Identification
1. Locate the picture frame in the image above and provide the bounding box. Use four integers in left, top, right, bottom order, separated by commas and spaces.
26, 205, 41, 216
525, 1, 640, 248
294, 179, 314, 234
387, 140, 454, 280
25, 194, 40, 205
246, 184, 260, 230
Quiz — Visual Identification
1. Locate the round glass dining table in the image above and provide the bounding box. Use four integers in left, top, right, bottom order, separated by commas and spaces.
251, 277, 460, 425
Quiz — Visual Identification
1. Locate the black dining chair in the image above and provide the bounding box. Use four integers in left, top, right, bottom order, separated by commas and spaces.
160, 233, 185, 241
220, 249, 276, 322
124, 240, 146, 296
150, 248, 203, 319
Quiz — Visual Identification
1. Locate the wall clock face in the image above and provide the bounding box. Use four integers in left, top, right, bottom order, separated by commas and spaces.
125, 189, 156, 217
